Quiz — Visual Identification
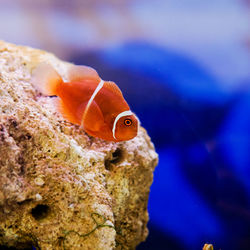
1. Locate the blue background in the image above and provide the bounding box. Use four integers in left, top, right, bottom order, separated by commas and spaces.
70, 42, 250, 250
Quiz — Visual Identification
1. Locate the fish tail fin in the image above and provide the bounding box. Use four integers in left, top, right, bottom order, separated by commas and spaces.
31, 63, 62, 96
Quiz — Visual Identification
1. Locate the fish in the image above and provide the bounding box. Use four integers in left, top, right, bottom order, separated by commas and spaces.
31, 63, 138, 142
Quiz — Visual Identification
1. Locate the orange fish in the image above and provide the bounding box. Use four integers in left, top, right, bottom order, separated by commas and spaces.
32, 63, 138, 142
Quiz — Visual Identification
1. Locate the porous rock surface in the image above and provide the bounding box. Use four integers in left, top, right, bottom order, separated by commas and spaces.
0, 41, 158, 249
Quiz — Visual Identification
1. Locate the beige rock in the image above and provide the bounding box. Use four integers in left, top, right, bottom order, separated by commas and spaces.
0, 41, 158, 249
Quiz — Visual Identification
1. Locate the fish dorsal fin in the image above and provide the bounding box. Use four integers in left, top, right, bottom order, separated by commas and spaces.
68, 65, 100, 82
31, 63, 62, 96
103, 81, 124, 98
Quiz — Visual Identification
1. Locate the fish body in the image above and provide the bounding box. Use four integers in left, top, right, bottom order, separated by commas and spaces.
32, 63, 138, 142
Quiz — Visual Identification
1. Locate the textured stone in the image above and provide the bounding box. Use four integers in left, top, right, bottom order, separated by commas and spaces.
0, 40, 158, 249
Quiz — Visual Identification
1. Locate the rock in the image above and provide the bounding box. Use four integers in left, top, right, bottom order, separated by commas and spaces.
0, 40, 158, 250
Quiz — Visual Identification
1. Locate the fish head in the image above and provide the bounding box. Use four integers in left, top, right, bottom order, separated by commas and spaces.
112, 111, 138, 141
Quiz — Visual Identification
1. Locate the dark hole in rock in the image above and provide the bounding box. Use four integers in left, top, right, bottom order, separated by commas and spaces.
19, 134, 32, 141
26, 134, 32, 140
9, 118, 18, 128
0, 246, 18, 250
17, 156, 25, 165
0, 124, 4, 131
20, 165, 25, 175
17, 199, 33, 206
31, 204, 50, 221
110, 148, 123, 164
0, 244, 33, 250
105, 148, 123, 170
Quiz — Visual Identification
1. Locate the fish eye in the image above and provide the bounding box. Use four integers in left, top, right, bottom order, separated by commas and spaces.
124, 118, 132, 126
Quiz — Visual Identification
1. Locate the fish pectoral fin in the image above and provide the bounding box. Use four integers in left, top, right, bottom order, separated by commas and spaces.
54, 98, 79, 125
68, 65, 100, 82
82, 100, 104, 132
